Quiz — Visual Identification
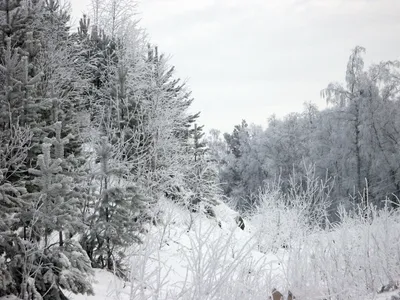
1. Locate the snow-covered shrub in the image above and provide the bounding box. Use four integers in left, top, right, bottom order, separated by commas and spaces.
126, 201, 284, 300
251, 186, 308, 253
179, 221, 255, 300
250, 165, 332, 254
281, 203, 400, 299
127, 232, 172, 300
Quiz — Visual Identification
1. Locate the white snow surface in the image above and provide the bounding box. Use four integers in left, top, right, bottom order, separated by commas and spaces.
67, 199, 400, 300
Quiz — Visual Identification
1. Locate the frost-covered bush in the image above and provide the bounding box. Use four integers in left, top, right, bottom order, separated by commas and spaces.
123, 187, 400, 300
251, 186, 310, 253
250, 166, 332, 254
127, 203, 281, 300
282, 203, 400, 299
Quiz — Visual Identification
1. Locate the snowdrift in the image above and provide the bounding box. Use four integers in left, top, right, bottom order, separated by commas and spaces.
69, 199, 400, 300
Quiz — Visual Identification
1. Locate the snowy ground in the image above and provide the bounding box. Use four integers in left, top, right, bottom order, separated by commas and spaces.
69, 200, 400, 300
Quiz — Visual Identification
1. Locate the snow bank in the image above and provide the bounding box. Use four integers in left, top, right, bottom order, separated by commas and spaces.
69, 200, 400, 300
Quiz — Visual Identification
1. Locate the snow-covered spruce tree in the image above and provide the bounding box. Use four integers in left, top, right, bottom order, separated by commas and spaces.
0, 2, 41, 297
89, 40, 215, 210
0, 124, 92, 299
219, 120, 256, 210
0, 34, 42, 131
134, 46, 223, 215
97, 40, 150, 168
82, 136, 150, 273
0, 0, 95, 295
136, 45, 203, 201
23, 124, 93, 299
75, 14, 119, 118
74, 17, 155, 269
0, 0, 86, 181
0, 33, 42, 191
184, 123, 220, 212
0, 0, 46, 164
0, 125, 32, 298
221, 120, 249, 200
193, 123, 207, 162
35, 0, 90, 159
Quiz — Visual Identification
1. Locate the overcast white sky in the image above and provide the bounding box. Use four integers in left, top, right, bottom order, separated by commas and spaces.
69, 0, 400, 132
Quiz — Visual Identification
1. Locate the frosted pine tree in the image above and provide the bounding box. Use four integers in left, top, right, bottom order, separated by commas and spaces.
193, 123, 207, 162
82, 136, 150, 273
0, 0, 42, 296
185, 123, 220, 212
0, 35, 42, 130
0, 124, 93, 299
0, 127, 32, 298
135, 45, 201, 201
25, 124, 93, 299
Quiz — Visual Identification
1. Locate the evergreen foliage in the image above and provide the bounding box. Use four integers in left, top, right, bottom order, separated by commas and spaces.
0, 0, 248, 297
81, 136, 151, 271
